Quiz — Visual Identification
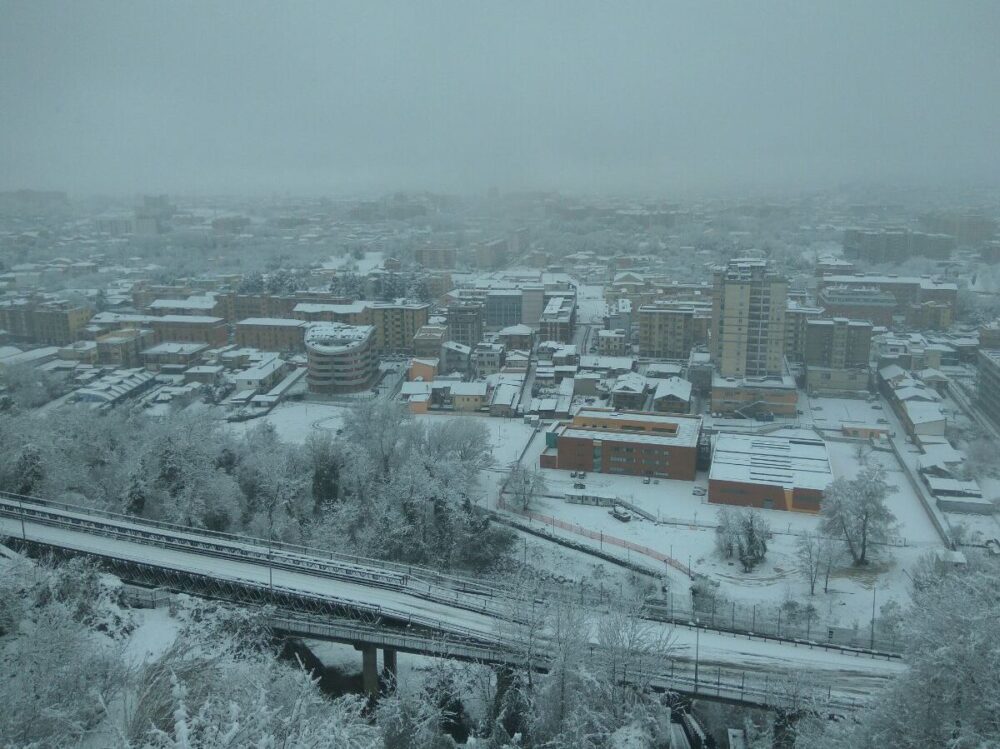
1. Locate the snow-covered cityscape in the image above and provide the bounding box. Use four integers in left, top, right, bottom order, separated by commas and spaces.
2, 3, 1000, 748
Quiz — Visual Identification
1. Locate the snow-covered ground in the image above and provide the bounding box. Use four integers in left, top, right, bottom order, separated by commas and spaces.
322, 251, 384, 275
517, 488, 927, 630
122, 607, 183, 664
224, 401, 350, 443
576, 284, 609, 324
509, 402, 946, 630
824, 441, 941, 546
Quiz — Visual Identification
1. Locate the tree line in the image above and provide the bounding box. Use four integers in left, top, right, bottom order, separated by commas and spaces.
0, 400, 514, 573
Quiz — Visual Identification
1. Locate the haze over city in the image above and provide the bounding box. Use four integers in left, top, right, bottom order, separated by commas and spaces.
3, 1, 1000, 195
2, 3, 1000, 748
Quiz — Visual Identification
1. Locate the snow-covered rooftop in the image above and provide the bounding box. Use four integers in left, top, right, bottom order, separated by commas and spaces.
652, 376, 692, 402
237, 318, 307, 327
710, 432, 834, 492
304, 322, 374, 354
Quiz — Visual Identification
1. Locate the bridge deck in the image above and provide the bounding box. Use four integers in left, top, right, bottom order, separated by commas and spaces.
0, 496, 904, 710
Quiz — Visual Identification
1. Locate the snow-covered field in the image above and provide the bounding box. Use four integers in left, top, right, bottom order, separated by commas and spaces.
518, 487, 928, 631
223, 401, 350, 443
221, 403, 540, 464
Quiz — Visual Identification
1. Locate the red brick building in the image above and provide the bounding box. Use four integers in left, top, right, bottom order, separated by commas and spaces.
539, 408, 701, 480
708, 431, 833, 513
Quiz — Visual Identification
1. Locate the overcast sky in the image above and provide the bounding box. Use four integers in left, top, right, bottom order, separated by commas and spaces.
2, 1, 998, 197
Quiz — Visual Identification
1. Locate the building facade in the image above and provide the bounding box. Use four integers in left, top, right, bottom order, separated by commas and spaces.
977, 349, 1000, 430
412, 324, 448, 358
538, 296, 577, 343
0, 298, 93, 344
817, 285, 896, 327
447, 302, 485, 347
843, 228, 955, 263
597, 329, 629, 356
710, 259, 788, 377
235, 318, 308, 352
784, 302, 824, 363
804, 318, 872, 393
539, 408, 701, 480
484, 290, 522, 329
709, 431, 833, 513
413, 247, 457, 268
304, 322, 378, 394
638, 300, 711, 359
818, 274, 958, 320
369, 302, 429, 353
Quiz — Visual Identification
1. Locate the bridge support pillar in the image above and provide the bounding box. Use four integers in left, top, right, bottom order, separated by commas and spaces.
360, 645, 379, 699
381, 648, 398, 690
491, 665, 515, 721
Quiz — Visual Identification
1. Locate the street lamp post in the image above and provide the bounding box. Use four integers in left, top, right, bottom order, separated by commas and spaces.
870, 584, 877, 650
694, 619, 700, 689
268, 537, 273, 594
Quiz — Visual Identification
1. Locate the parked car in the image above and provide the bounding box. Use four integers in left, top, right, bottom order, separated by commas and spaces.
692, 486, 706, 496
609, 506, 632, 522
643, 476, 651, 484
574, 482, 586, 489
570, 471, 578, 478
579, 472, 587, 479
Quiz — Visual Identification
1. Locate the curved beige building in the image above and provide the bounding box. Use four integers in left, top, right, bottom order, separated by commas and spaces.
305, 322, 377, 393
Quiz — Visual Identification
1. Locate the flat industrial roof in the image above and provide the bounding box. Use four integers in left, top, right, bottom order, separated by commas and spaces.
293, 302, 368, 314
142, 342, 208, 355
561, 426, 699, 448
575, 407, 688, 426
822, 274, 958, 291
237, 317, 307, 327
710, 431, 834, 491
155, 315, 224, 324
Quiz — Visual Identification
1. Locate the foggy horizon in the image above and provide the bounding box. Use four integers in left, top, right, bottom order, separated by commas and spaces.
2, 1, 1000, 197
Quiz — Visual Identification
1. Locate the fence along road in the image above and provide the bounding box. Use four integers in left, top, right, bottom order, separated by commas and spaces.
498, 496, 906, 656
0, 492, 904, 711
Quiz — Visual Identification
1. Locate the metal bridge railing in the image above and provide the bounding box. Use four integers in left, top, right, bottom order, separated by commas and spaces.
0, 491, 517, 620
266, 612, 864, 712
1, 496, 876, 713
0, 490, 506, 597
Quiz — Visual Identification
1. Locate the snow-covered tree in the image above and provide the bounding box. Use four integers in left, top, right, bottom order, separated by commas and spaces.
329, 271, 364, 298
11, 442, 44, 495
796, 531, 840, 595
507, 465, 547, 511
0, 362, 63, 410
236, 270, 264, 293
142, 663, 377, 749
0, 562, 126, 747
795, 559, 1000, 748
716, 508, 771, 572
343, 399, 414, 477
820, 465, 896, 566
